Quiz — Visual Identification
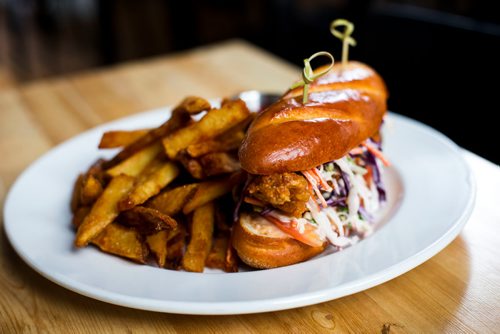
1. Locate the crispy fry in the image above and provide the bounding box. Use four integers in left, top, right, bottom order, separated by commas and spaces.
146, 230, 169, 267
72, 95, 247, 272
106, 143, 162, 177
117, 206, 177, 235
72, 206, 90, 229
118, 160, 179, 210
146, 184, 198, 216
186, 129, 245, 158
163, 99, 250, 159
75, 174, 135, 247
224, 241, 239, 272
182, 202, 215, 272
177, 152, 205, 179
103, 97, 210, 168
183, 174, 239, 214
181, 96, 212, 115
70, 174, 84, 213
80, 174, 104, 206
199, 152, 240, 177
206, 234, 229, 270
71, 158, 108, 212
165, 225, 186, 270
92, 222, 148, 263
98, 129, 150, 149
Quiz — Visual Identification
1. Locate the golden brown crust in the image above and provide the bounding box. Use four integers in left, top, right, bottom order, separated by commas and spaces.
239, 61, 388, 175
232, 213, 326, 269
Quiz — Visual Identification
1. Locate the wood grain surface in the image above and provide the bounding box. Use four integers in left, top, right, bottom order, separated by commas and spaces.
1, 40, 499, 333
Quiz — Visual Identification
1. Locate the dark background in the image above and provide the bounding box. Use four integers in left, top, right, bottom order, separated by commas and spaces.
1, 0, 499, 163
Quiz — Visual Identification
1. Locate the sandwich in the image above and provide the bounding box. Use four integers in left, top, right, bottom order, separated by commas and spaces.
232, 61, 390, 268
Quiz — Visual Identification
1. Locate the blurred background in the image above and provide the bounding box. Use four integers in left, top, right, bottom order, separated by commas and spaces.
0, 0, 499, 163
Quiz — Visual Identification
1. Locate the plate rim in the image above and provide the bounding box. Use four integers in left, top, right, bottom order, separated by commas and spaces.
3, 110, 476, 315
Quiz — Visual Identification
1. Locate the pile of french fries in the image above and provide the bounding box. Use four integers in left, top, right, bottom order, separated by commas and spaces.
71, 96, 251, 272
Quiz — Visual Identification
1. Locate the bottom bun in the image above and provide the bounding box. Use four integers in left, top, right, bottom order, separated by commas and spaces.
232, 212, 326, 269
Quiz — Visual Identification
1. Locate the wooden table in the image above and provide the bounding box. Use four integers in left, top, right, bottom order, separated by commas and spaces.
1, 40, 499, 333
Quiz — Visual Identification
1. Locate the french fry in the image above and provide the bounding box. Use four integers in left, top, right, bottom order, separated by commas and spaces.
182, 174, 240, 214
163, 99, 250, 159
92, 222, 148, 263
117, 206, 177, 235
71, 159, 108, 213
80, 174, 104, 206
177, 152, 205, 179
103, 97, 207, 169
146, 184, 198, 216
181, 96, 211, 115
70, 174, 84, 213
206, 233, 229, 270
165, 225, 186, 270
72, 206, 90, 229
146, 230, 169, 267
72, 95, 247, 272
186, 129, 245, 158
224, 241, 239, 273
106, 143, 162, 177
98, 129, 150, 149
199, 152, 240, 177
75, 174, 135, 247
182, 202, 215, 272
118, 160, 179, 210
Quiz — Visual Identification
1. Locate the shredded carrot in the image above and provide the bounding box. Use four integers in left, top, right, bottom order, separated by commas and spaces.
362, 141, 391, 166
307, 183, 321, 211
302, 170, 319, 186
363, 165, 373, 185
302, 171, 328, 208
349, 147, 364, 155
311, 168, 333, 192
243, 196, 265, 207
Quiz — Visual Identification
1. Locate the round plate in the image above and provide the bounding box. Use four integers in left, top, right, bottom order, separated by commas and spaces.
3, 109, 475, 315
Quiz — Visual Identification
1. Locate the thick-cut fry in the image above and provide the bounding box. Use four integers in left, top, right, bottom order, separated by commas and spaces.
106, 143, 162, 177
182, 175, 239, 214
146, 230, 169, 267
186, 129, 245, 158
165, 225, 186, 270
163, 99, 250, 159
98, 129, 150, 149
80, 174, 104, 206
71, 159, 108, 213
118, 160, 179, 210
146, 184, 198, 216
199, 152, 240, 177
182, 202, 215, 272
224, 241, 239, 272
92, 222, 148, 263
103, 97, 207, 169
177, 153, 205, 179
181, 96, 211, 115
72, 95, 248, 273
75, 174, 135, 247
117, 206, 177, 235
70, 174, 84, 213
72, 206, 90, 229
206, 234, 229, 270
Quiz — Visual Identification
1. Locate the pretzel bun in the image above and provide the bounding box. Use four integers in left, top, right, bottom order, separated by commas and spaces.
232, 213, 326, 269
239, 61, 388, 175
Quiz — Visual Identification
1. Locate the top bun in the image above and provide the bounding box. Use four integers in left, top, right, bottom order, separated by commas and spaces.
239, 61, 388, 175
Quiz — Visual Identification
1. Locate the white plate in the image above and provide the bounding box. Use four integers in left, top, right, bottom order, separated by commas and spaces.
3, 108, 475, 315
